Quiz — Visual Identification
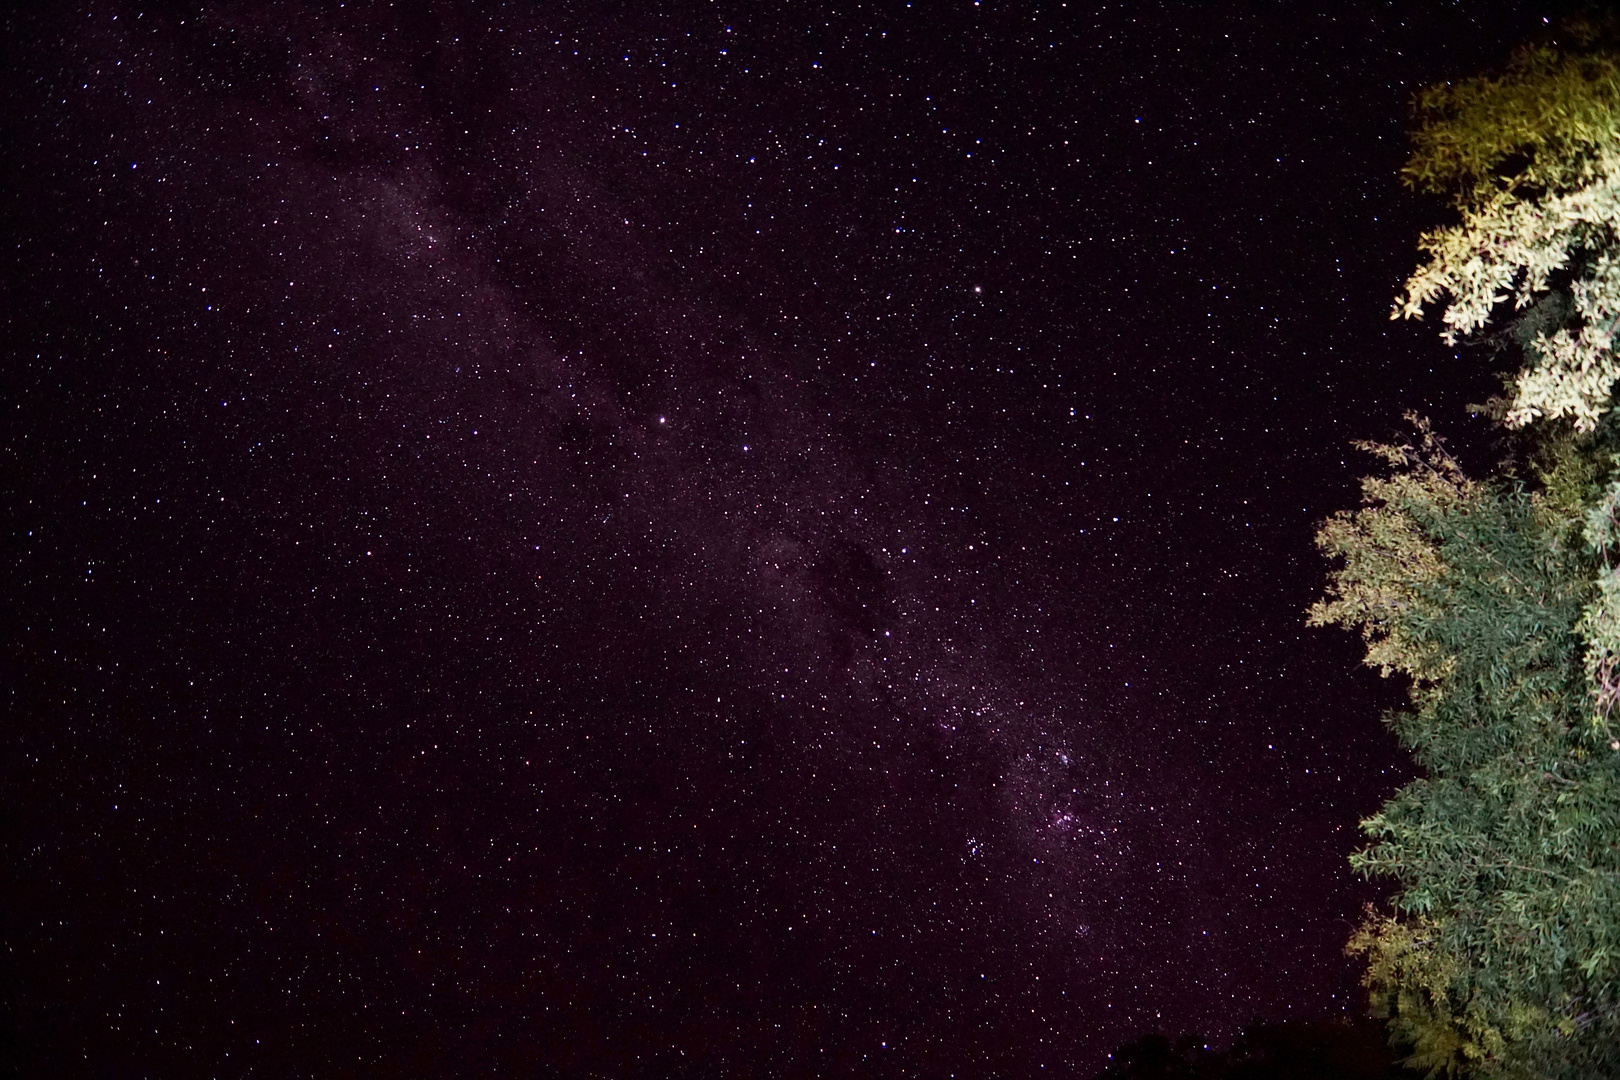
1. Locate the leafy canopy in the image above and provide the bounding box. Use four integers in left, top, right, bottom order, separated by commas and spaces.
1317, 16, 1620, 1079
1315, 419, 1612, 1078
1393, 20, 1620, 430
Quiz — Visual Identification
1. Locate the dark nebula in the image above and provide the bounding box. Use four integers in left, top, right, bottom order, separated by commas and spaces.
0, 3, 1570, 1077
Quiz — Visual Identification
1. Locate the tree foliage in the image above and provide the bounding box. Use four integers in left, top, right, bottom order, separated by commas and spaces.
1315, 417, 1616, 1078
1394, 19, 1620, 430
1317, 16, 1620, 1079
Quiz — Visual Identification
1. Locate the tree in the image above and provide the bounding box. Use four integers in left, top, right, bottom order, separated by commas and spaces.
1091, 1018, 1416, 1080
1393, 19, 1620, 431
1315, 417, 1609, 1078
1314, 17, 1620, 1079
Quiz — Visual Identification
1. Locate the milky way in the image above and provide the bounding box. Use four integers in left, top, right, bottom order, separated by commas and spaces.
3, 3, 1564, 1076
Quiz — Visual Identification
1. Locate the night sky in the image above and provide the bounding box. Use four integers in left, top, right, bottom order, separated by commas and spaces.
0, 3, 1578, 1077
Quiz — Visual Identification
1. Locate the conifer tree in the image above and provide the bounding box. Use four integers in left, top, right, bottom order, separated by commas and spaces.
1314, 17, 1620, 1078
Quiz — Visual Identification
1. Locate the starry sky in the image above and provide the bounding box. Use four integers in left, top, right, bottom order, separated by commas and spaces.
0, 2, 1577, 1077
